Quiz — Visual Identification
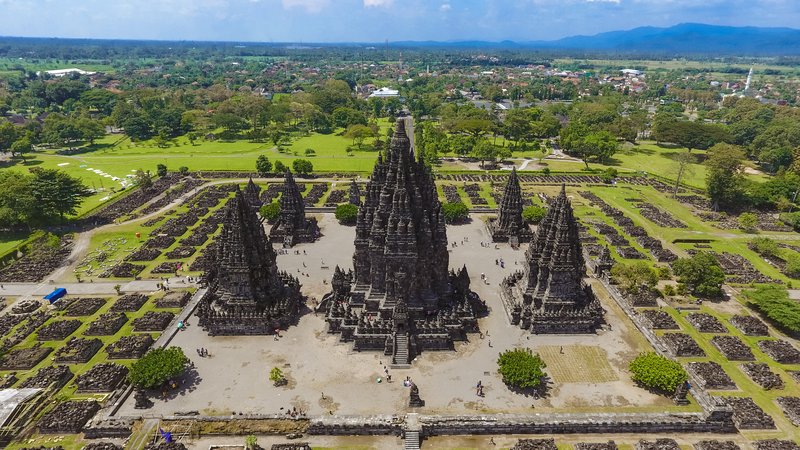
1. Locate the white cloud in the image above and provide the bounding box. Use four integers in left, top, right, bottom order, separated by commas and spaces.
440, 3, 451, 11
364, 0, 392, 7
282, 0, 329, 13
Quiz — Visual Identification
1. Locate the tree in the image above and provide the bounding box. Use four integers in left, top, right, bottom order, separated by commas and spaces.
292, 159, 313, 175
750, 237, 779, 257
10, 137, 32, 160
471, 139, 500, 168
672, 252, 726, 298
156, 164, 168, 177
497, 348, 547, 389
672, 151, 696, 197
260, 202, 281, 223
29, 168, 91, 222
256, 155, 272, 176
0, 171, 35, 228
578, 131, 619, 168
610, 261, 658, 294
744, 284, 800, 333
706, 143, 747, 210
441, 202, 469, 224
629, 352, 687, 394
522, 206, 546, 224
178, 166, 189, 176
133, 169, 152, 190
345, 124, 374, 149
335, 203, 358, 225
274, 161, 287, 173
738, 212, 758, 233
128, 347, 189, 390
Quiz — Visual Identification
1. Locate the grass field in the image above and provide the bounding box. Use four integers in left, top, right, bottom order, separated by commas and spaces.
538, 345, 618, 383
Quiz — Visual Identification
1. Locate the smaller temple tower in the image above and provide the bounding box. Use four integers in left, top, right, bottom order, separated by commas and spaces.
268, 170, 320, 247
243, 178, 263, 211
488, 168, 533, 245
348, 179, 361, 206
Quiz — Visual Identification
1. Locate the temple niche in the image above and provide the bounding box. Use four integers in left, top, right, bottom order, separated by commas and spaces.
323, 118, 482, 366
488, 168, 533, 245
197, 188, 302, 335
500, 185, 604, 334
268, 169, 320, 247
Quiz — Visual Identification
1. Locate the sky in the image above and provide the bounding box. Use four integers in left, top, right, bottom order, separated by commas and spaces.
0, 0, 799, 43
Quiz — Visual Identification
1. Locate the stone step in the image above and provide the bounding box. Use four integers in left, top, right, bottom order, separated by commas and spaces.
404, 430, 420, 450
393, 334, 409, 366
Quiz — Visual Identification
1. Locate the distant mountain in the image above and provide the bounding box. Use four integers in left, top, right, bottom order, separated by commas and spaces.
393, 23, 800, 55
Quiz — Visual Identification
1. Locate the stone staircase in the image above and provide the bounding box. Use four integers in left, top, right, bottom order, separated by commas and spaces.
404, 430, 420, 450
393, 333, 409, 366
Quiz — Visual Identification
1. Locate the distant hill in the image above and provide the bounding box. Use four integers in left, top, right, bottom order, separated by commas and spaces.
393, 23, 800, 55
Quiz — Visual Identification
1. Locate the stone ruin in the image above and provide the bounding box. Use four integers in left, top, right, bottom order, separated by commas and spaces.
83, 443, 123, 450
61, 297, 107, 316
349, 179, 361, 206
693, 441, 740, 450
271, 444, 311, 450
776, 396, 800, 426
501, 184, 604, 334
686, 313, 727, 333
110, 294, 149, 312
661, 333, 706, 357
575, 443, 617, 450
268, 170, 320, 247
512, 439, 557, 450
54, 337, 103, 363
156, 291, 191, 308
12, 299, 41, 314
729, 315, 769, 336
243, 177, 263, 210
741, 362, 784, 390
20, 365, 73, 389
710, 336, 755, 361
76, 363, 129, 393
0, 344, 53, 370
0, 373, 17, 388
409, 383, 424, 407
488, 168, 533, 245
133, 311, 175, 331
37, 400, 101, 434
640, 310, 678, 329
723, 396, 775, 429
84, 312, 128, 336
636, 439, 679, 450
324, 118, 480, 366
754, 440, 800, 450
36, 319, 82, 341
100, 262, 145, 278
106, 334, 154, 359
758, 340, 800, 364
197, 188, 302, 335
2, 311, 50, 352
143, 442, 187, 450
134, 389, 153, 409
687, 362, 736, 390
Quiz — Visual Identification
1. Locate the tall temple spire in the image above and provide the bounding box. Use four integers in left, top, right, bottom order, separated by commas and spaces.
489, 167, 532, 244
349, 179, 361, 206
324, 118, 480, 365
243, 177, 263, 211
501, 185, 604, 334
269, 169, 320, 247
197, 188, 302, 335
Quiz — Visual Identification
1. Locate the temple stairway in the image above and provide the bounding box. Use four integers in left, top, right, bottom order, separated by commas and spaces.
404, 430, 420, 450
393, 333, 409, 366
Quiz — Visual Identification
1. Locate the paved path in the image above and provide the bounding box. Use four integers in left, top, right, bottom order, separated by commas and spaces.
0, 278, 197, 297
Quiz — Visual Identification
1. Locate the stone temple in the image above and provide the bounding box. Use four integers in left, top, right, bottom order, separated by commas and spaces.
268, 169, 320, 247
324, 118, 481, 366
243, 177, 263, 211
197, 188, 303, 335
488, 168, 533, 245
500, 185, 604, 334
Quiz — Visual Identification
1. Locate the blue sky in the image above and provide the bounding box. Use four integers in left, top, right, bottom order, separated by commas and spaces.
0, 0, 798, 42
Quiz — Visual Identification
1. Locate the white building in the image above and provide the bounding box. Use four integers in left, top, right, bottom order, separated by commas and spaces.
369, 87, 400, 98
40, 68, 96, 77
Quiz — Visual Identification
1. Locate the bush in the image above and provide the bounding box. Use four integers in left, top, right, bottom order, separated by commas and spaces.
292, 159, 314, 175
274, 161, 287, 173
600, 168, 618, 183
663, 285, 676, 296
335, 203, 358, 225
260, 202, 281, 224
780, 211, 800, 232
304, 148, 316, 157
269, 367, 286, 386
785, 256, 800, 278
629, 352, 687, 394
672, 252, 726, 298
738, 212, 758, 233
751, 237, 780, 257
610, 261, 658, 294
156, 164, 167, 177
522, 206, 546, 224
743, 284, 800, 334
541, 167, 551, 176
442, 202, 469, 224
497, 348, 547, 389
128, 347, 189, 389
178, 166, 189, 175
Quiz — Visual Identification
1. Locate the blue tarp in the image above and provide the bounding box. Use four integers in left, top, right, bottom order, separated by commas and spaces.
43, 288, 67, 303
